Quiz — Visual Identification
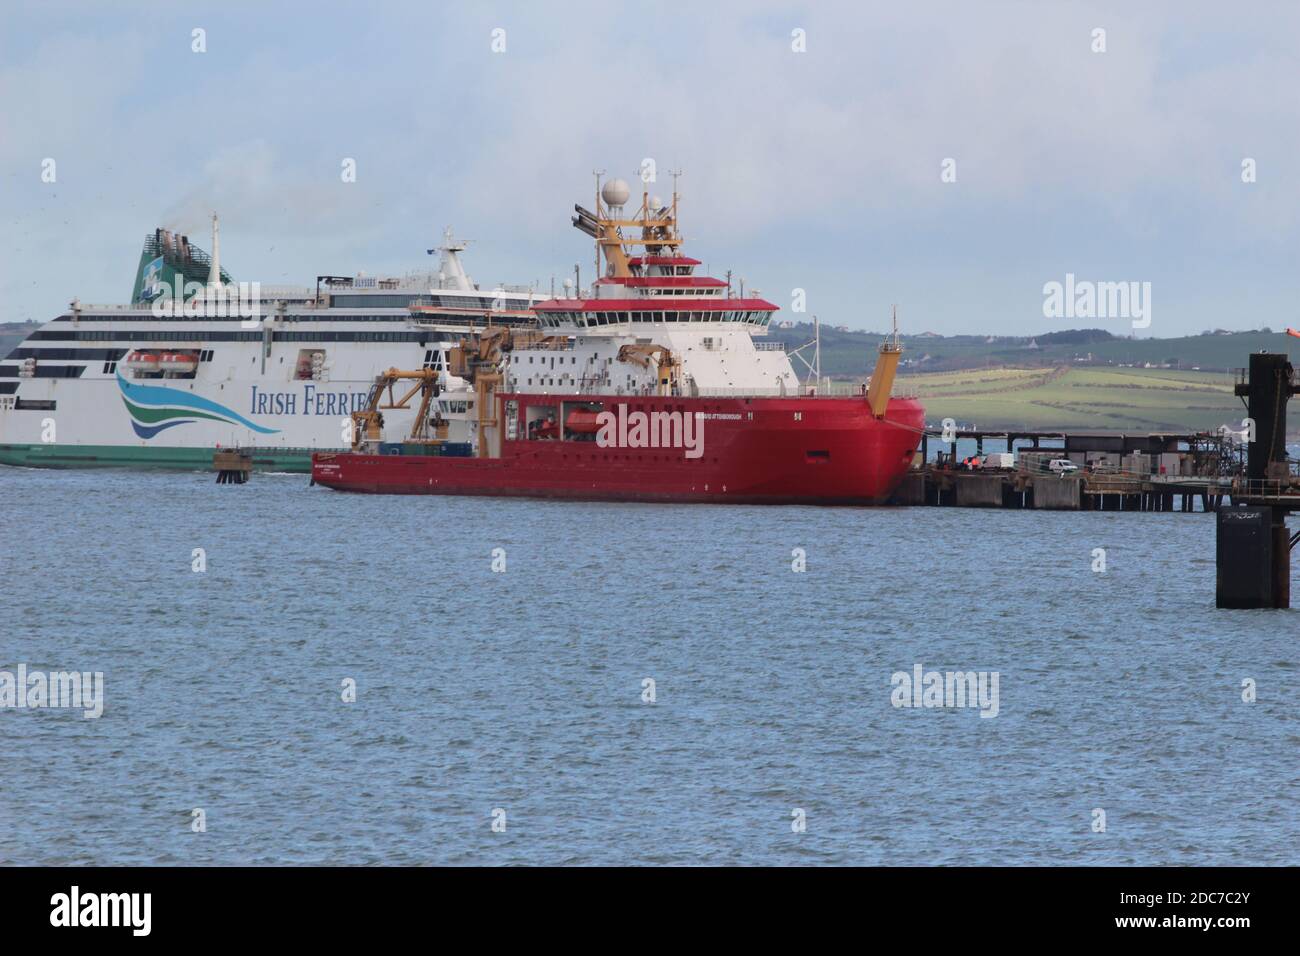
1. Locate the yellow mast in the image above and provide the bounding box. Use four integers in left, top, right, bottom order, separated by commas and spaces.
867, 307, 904, 418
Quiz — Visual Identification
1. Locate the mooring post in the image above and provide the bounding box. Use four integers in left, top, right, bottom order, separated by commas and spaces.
1217, 353, 1298, 608
1217, 504, 1288, 608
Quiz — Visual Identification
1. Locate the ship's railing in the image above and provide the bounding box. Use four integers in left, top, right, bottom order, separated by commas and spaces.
1232, 365, 1297, 390
69, 304, 156, 312
689, 381, 921, 399
689, 384, 849, 398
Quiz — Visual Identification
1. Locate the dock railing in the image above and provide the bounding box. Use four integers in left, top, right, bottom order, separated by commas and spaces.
1230, 477, 1300, 500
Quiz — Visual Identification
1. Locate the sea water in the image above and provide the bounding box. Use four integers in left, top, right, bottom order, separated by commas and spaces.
0, 468, 1294, 865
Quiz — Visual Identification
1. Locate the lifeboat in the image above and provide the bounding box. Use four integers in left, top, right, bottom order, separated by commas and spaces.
565, 409, 604, 434
159, 351, 199, 374
125, 350, 160, 372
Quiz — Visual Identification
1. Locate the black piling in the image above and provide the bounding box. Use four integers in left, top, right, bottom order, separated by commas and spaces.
1217, 353, 1299, 609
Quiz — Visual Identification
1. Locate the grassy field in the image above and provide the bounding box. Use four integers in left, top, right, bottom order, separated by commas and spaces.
766, 323, 1299, 376
896, 365, 1248, 433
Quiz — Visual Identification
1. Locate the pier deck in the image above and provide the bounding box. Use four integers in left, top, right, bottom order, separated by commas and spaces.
892, 426, 1246, 511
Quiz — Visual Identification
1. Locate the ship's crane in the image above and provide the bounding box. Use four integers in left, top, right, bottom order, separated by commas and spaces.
350, 368, 442, 451
447, 327, 559, 382
616, 343, 680, 396
446, 328, 565, 457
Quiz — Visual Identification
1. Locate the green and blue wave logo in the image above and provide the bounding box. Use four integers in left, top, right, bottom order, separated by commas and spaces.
117, 371, 279, 438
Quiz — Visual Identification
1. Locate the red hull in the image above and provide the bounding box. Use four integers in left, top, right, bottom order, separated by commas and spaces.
312, 394, 924, 505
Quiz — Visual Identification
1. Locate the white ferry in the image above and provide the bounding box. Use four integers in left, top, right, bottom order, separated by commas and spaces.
0, 217, 544, 471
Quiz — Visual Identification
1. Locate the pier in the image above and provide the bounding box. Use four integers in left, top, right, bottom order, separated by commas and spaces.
213, 448, 253, 484
895, 354, 1299, 609
892, 427, 1237, 511
890, 468, 1232, 512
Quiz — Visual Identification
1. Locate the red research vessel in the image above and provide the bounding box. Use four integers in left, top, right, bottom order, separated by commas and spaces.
312, 173, 924, 504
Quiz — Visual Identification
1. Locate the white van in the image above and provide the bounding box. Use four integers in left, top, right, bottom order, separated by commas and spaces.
981, 453, 1015, 470
1048, 458, 1079, 475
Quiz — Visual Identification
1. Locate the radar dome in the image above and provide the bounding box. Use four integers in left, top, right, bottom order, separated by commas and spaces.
601, 178, 631, 208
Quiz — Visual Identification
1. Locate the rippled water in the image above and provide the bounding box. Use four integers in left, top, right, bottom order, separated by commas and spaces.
1, 468, 1295, 865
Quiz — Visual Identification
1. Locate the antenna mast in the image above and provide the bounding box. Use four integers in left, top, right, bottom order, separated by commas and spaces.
592, 168, 605, 283
669, 169, 682, 241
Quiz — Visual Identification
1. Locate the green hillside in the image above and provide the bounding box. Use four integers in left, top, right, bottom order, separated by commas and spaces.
765, 323, 1298, 377
897, 365, 1252, 434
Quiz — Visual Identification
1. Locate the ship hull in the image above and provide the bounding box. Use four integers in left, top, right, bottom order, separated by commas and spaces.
312, 394, 925, 505
0, 442, 316, 472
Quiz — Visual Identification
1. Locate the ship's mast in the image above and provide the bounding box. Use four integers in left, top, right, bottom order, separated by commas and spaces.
206, 212, 221, 288
575, 165, 684, 281
429, 226, 474, 291
593, 168, 605, 283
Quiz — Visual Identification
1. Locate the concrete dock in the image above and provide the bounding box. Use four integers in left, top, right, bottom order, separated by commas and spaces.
889, 467, 1232, 511
891, 427, 1239, 511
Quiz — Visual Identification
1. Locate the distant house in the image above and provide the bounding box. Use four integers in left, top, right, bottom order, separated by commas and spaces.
1026, 338, 1039, 349
776, 320, 795, 329
834, 325, 850, 332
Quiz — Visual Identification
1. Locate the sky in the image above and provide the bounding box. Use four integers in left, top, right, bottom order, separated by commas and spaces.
2, 0, 1299, 338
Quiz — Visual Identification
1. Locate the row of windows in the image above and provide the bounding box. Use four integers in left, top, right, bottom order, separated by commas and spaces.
641, 288, 722, 296
517, 354, 582, 366
4, 348, 127, 361
28, 330, 441, 344
539, 311, 771, 327
0, 364, 85, 378
55, 312, 488, 323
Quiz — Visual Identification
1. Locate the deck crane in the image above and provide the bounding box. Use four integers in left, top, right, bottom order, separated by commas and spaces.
616, 343, 681, 395
350, 367, 443, 451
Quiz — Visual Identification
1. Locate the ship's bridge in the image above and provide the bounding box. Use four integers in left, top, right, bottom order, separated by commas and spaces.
533, 288, 777, 332
518, 171, 797, 393
626, 254, 701, 278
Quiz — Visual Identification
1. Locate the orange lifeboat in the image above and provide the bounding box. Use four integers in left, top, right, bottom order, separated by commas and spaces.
125, 350, 160, 372
159, 351, 199, 374
565, 409, 604, 434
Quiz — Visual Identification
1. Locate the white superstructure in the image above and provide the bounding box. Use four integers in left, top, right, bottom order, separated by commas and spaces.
0, 223, 545, 470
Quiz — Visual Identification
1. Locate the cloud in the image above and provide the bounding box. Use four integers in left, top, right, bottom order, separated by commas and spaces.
3, 0, 1300, 333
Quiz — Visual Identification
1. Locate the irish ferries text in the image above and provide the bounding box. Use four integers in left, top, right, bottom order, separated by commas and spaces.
250, 385, 370, 417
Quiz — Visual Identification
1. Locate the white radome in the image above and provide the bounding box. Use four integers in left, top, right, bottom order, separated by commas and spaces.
601, 178, 631, 208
